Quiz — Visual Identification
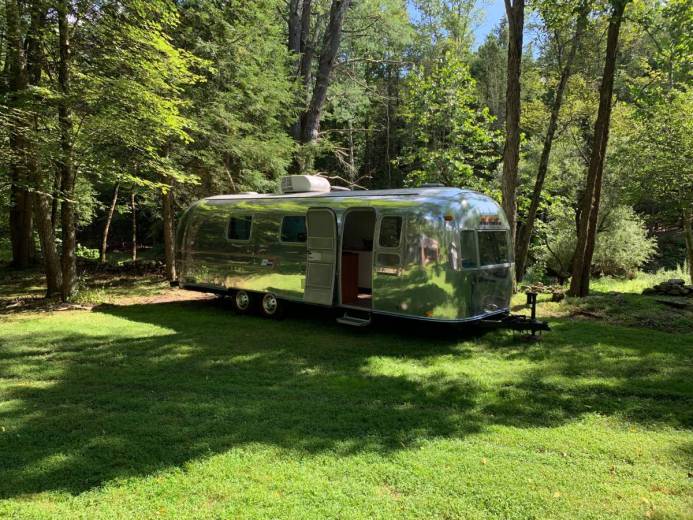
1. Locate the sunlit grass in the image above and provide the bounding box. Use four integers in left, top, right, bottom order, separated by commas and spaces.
590, 265, 690, 294
0, 282, 691, 519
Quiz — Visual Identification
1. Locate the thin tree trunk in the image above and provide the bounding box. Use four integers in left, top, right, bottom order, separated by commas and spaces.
288, 0, 302, 57
5, 0, 34, 269
348, 119, 355, 181
33, 192, 62, 295
300, 0, 351, 144
51, 171, 60, 229
57, 0, 76, 301
515, 0, 589, 280
569, 0, 628, 297
162, 187, 176, 281
683, 207, 693, 285
100, 182, 120, 263
288, 0, 313, 141
501, 0, 524, 252
298, 0, 313, 89
131, 191, 137, 262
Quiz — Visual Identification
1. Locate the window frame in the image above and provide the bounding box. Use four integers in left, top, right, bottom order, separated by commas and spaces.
226, 214, 254, 242
378, 215, 403, 249
374, 214, 405, 276
476, 229, 511, 267
459, 229, 479, 269
279, 214, 308, 245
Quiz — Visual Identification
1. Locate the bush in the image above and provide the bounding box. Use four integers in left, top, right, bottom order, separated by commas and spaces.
76, 244, 100, 261
536, 204, 656, 278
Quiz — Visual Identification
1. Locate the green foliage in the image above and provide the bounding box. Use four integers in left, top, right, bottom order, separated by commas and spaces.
617, 88, 693, 222
75, 244, 100, 261
76, 0, 203, 188
397, 52, 501, 190
538, 203, 656, 278
174, 0, 297, 194
1, 0, 689, 287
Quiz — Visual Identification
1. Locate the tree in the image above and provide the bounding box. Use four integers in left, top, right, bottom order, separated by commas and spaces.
501, 0, 524, 250
569, 0, 630, 297
299, 0, 352, 145
514, 0, 590, 280
100, 182, 119, 263
620, 89, 693, 283
3, 0, 62, 294
397, 52, 500, 189
472, 20, 508, 130
4, 0, 34, 269
57, 0, 76, 300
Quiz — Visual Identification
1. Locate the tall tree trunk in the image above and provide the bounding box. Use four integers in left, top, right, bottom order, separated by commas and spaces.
33, 192, 62, 296
57, 0, 76, 301
515, 0, 589, 280
300, 0, 351, 144
569, 0, 628, 297
501, 0, 524, 252
288, 0, 313, 141
298, 0, 313, 89
100, 182, 120, 263
162, 187, 176, 281
131, 191, 137, 262
6, 0, 61, 293
5, 0, 34, 269
683, 207, 693, 285
288, 0, 302, 57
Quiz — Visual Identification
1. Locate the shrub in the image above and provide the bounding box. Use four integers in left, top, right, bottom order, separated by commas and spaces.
76, 244, 100, 261
536, 204, 656, 278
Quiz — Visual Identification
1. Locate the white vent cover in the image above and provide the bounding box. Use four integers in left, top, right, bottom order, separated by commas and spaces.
280, 175, 331, 194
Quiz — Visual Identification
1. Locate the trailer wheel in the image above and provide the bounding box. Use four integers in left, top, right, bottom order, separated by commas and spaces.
232, 290, 253, 314
260, 293, 285, 319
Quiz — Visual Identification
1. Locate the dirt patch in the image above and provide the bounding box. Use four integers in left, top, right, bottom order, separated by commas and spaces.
114, 288, 215, 306
0, 288, 215, 316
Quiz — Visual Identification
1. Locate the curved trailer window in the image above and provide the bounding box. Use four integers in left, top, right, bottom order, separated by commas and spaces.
478, 230, 510, 266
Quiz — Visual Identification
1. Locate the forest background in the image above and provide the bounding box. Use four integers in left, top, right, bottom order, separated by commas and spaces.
1, 0, 691, 300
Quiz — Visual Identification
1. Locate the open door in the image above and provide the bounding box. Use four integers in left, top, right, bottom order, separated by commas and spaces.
304, 208, 337, 305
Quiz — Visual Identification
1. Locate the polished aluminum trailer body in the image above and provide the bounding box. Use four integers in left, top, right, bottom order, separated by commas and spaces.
175, 187, 513, 322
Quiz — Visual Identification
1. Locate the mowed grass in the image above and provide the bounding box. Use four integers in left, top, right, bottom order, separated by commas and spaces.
0, 283, 692, 518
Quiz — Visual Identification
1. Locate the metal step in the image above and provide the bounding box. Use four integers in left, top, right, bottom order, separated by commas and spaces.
336, 311, 372, 327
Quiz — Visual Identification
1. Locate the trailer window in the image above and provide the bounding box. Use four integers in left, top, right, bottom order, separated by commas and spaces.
478, 230, 510, 265
379, 216, 402, 248
280, 216, 307, 243
227, 216, 252, 241
460, 230, 477, 268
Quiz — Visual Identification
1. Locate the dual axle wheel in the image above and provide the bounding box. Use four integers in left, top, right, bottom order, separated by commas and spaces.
230, 290, 285, 319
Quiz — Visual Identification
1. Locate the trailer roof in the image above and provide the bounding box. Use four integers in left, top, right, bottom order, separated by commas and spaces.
204, 186, 478, 202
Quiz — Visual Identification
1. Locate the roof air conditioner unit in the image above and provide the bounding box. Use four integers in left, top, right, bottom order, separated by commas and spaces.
280, 175, 331, 194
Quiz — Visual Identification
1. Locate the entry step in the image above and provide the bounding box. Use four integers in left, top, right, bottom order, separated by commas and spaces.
336, 310, 372, 327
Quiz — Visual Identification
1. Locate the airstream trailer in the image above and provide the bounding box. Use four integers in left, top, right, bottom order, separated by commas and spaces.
174, 176, 514, 326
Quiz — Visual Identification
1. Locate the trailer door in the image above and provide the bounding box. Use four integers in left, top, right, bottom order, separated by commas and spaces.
304, 208, 337, 305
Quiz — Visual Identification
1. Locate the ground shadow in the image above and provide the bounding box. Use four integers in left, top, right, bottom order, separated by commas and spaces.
0, 298, 690, 498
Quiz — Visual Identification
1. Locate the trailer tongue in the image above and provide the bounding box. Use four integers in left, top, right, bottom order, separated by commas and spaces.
477, 292, 551, 338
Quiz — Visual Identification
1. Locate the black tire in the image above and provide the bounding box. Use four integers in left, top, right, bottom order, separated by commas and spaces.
231, 290, 253, 314
259, 292, 286, 319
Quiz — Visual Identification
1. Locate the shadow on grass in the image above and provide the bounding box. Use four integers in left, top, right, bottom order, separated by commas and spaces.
0, 298, 691, 498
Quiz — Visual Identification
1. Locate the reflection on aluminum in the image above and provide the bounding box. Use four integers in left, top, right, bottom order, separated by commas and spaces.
175, 187, 513, 322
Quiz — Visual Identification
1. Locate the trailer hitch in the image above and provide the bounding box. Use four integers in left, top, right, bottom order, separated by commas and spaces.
478, 291, 550, 338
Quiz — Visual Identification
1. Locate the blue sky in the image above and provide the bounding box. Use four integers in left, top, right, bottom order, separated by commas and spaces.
473, 0, 506, 48
406, 1, 538, 51
406, 1, 509, 49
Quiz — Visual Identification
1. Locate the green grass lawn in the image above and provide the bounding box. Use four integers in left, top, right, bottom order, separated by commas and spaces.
0, 274, 691, 518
